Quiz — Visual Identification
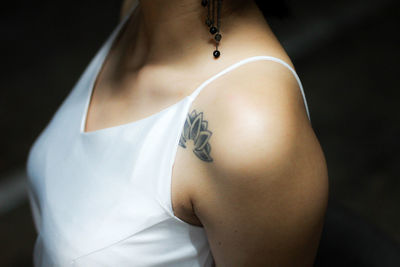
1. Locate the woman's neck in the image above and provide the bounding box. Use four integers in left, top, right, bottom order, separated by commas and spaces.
121, 0, 266, 68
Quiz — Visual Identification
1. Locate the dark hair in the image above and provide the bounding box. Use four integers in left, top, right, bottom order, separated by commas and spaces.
254, 0, 292, 19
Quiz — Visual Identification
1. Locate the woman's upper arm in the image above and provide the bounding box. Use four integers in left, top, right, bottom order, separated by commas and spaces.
191, 62, 329, 266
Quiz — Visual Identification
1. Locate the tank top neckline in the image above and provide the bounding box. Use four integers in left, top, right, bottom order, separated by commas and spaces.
80, 2, 310, 136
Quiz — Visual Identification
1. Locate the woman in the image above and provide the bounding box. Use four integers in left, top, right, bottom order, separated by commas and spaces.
26, 0, 329, 266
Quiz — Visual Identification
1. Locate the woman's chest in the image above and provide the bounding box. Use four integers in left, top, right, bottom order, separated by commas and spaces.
27, 81, 207, 234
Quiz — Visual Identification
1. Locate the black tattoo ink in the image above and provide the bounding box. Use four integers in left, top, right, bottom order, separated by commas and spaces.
179, 109, 213, 162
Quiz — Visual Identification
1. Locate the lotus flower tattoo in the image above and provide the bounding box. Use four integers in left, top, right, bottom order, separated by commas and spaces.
178, 109, 213, 162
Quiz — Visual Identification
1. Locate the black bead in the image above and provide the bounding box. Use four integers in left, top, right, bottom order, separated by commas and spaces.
213, 50, 220, 58
210, 26, 218, 34
201, 0, 208, 7
205, 19, 212, 27
215, 33, 222, 41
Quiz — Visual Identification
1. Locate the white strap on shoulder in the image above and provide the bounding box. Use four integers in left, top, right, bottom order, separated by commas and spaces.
189, 55, 311, 122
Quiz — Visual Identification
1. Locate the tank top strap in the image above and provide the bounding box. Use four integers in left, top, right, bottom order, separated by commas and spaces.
188, 55, 311, 122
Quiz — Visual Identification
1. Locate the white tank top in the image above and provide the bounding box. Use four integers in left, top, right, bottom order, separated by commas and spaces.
25, 1, 311, 266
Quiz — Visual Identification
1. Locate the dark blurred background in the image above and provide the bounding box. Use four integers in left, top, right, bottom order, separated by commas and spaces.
1, 0, 399, 266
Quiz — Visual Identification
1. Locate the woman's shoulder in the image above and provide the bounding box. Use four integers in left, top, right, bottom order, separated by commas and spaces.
191, 44, 308, 132
202, 52, 312, 151
188, 44, 320, 182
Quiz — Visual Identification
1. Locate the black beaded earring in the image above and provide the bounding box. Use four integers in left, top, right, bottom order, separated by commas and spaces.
201, 0, 222, 58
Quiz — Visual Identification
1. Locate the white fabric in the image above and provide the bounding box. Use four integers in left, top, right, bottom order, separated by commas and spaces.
25, 1, 311, 266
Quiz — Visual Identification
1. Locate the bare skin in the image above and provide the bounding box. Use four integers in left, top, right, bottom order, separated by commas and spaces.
85, 0, 292, 133
85, 0, 329, 266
